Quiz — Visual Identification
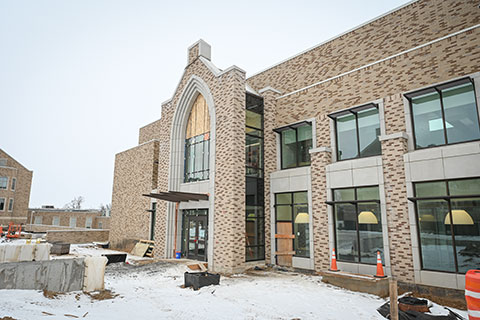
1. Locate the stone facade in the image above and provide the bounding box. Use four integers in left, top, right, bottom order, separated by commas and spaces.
0, 149, 33, 225
109, 0, 480, 288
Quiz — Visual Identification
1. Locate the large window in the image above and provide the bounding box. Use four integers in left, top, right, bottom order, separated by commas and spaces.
246, 94, 265, 261
406, 78, 480, 149
275, 191, 310, 258
329, 103, 381, 161
184, 94, 210, 182
328, 186, 383, 264
0, 177, 7, 190
410, 178, 480, 273
275, 122, 312, 169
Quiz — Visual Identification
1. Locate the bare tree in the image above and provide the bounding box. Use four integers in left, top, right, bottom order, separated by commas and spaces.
64, 196, 84, 210
99, 203, 111, 216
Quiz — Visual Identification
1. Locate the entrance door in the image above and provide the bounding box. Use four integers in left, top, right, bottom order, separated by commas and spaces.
186, 215, 207, 261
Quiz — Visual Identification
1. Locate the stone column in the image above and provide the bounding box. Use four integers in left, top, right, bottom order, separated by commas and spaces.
260, 87, 281, 263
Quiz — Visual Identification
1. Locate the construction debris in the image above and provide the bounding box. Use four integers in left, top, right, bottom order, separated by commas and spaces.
130, 240, 154, 257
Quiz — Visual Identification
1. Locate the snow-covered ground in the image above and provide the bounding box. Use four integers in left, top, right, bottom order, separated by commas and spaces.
0, 244, 468, 320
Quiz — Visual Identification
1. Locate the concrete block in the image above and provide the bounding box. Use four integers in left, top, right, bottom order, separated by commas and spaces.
408, 148, 442, 162
83, 256, 108, 292
420, 270, 457, 289
441, 142, 480, 158
409, 159, 444, 181
351, 156, 379, 169
329, 170, 353, 188
290, 175, 309, 191
352, 166, 379, 186
444, 154, 480, 179
322, 271, 390, 297
327, 160, 352, 172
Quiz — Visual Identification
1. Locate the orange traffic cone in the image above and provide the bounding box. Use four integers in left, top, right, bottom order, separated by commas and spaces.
374, 251, 387, 278
329, 248, 339, 272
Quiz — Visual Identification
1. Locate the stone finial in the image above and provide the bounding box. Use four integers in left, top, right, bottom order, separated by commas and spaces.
188, 39, 211, 64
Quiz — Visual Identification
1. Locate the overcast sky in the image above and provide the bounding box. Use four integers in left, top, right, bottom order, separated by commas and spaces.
0, 0, 410, 209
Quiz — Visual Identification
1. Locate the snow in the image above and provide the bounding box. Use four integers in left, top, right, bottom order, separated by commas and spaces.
0, 245, 469, 320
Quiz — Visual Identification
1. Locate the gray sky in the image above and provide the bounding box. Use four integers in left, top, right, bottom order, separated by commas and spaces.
0, 0, 410, 209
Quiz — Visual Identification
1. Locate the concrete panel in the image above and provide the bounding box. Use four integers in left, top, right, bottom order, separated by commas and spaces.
329, 170, 353, 188
409, 159, 444, 181
444, 154, 480, 179
270, 177, 289, 193
352, 166, 379, 186
83, 256, 107, 292
290, 175, 309, 191
0, 244, 51, 263
292, 257, 313, 270
408, 148, 442, 162
327, 160, 352, 172
351, 156, 380, 169
441, 141, 480, 158
0, 258, 85, 292
420, 270, 457, 289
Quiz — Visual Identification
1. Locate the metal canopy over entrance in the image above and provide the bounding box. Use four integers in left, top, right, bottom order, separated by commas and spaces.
142, 191, 209, 261
143, 191, 209, 202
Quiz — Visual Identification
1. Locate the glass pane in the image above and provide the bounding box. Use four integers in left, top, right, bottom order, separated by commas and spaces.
246, 205, 264, 218
358, 107, 381, 157
294, 210, 310, 258
293, 191, 308, 204
297, 124, 312, 166
281, 129, 297, 169
246, 110, 262, 129
246, 246, 265, 261
333, 188, 355, 201
442, 83, 480, 144
358, 202, 383, 264
449, 178, 480, 196
246, 135, 262, 170
337, 113, 358, 160
276, 193, 292, 205
246, 217, 265, 246
451, 198, 480, 273
246, 127, 263, 137
417, 199, 455, 272
203, 139, 209, 172
412, 92, 445, 148
246, 177, 264, 206
335, 203, 358, 262
276, 205, 292, 221
194, 141, 204, 173
415, 181, 447, 197
357, 186, 380, 201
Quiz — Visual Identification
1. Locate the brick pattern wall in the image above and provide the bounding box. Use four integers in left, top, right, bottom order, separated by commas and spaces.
47, 230, 109, 244
0, 149, 33, 225
26, 209, 102, 229
262, 90, 280, 262
382, 136, 413, 282
247, 0, 480, 95
109, 140, 159, 249
139, 119, 162, 145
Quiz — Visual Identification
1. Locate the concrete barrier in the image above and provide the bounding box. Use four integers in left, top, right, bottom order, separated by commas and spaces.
0, 258, 85, 292
46, 230, 109, 244
0, 243, 51, 263
83, 256, 108, 292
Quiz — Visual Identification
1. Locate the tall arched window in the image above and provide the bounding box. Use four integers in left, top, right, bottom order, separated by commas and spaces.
184, 94, 210, 182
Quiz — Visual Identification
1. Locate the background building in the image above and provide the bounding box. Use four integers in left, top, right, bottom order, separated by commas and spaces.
0, 148, 33, 225
110, 0, 480, 291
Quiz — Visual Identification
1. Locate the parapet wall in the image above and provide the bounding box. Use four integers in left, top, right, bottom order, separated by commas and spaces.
46, 230, 109, 244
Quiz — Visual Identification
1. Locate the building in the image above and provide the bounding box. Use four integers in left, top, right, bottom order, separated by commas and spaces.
26, 206, 110, 231
109, 0, 480, 292
0, 148, 33, 225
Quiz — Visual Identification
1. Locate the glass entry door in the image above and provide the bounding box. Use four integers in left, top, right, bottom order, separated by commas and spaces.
182, 209, 208, 261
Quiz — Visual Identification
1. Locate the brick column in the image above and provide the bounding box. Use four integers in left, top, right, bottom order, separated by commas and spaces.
381, 135, 414, 282
260, 88, 280, 263
311, 148, 332, 272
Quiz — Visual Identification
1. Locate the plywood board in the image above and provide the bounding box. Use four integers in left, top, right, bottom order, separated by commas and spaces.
276, 222, 293, 267
130, 242, 150, 257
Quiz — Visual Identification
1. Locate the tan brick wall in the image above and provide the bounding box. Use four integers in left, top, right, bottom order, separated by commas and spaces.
139, 119, 162, 145
26, 209, 102, 228
94, 216, 110, 229
0, 149, 33, 225
247, 0, 480, 95
109, 140, 159, 249
46, 230, 109, 244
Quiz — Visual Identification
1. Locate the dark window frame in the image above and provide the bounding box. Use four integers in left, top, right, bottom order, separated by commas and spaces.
274, 191, 310, 258
274, 121, 313, 170
326, 185, 383, 265
328, 103, 381, 162
184, 133, 210, 183
405, 77, 480, 150
408, 177, 480, 274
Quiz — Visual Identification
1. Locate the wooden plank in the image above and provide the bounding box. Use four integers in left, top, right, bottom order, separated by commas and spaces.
275, 251, 295, 256
198, 263, 207, 271
130, 242, 150, 257
275, 234, 295, 239
139, 239, 155, 244
187, 263, 208, 271
276, 222, 293, 267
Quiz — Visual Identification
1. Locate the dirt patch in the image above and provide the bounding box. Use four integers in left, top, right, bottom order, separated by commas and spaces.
86, 289, 118, 301
398, 288, 466, 310
0, 317, 18, 320
43, 289, 62, 299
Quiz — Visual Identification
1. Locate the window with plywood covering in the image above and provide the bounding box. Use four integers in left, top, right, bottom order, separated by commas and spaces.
184, 94, 210, 182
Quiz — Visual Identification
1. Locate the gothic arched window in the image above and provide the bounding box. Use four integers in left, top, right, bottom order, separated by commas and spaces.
184, 94, 210, 182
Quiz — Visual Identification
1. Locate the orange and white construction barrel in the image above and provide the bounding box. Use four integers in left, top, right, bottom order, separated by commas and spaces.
466, 270, 480, 320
